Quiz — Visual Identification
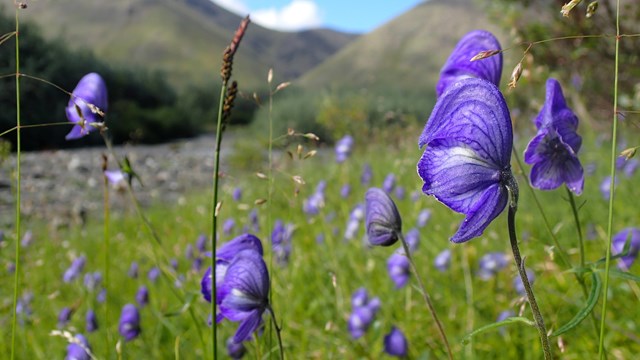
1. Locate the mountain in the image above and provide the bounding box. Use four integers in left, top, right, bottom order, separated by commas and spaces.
297, 0, 510, 94
18, 0, 358, 89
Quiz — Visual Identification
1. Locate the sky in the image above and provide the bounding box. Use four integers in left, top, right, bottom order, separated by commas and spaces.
211, 0, 425, 33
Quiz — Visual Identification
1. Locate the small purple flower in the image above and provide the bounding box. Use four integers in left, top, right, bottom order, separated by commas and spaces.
232, 187, 243, 202
434, 249, 452, 272
404, 228, 420, 253
347, 289, 381, 339
384, 326, 409, 357
218, 251, 270, 342
341, 184, 351, 199
86, 309, 98, 333
303, 188, 325, 215
128, 261, 139, 278
524, 79, 584, 195
365, 188, 402, 247
63, 256, 87, 283
97, 288, 106, 303
83, 272, 101, 291
58, 307, 73, 328
600, 176, 618, 200
223, 218, 236, 236
65, 72, 108, 140
136, 285, 149, 307
387, 253, 410, 288
65, 334, 91, 360
271, 222, 293, 265
226, 337, 247, 359
513, 268, 535, 296
118, 304, 141, 341
335, 135, 355, 163
185, 244, 194, 260
395, 186, 406, 200
351, 287, 369, 308
104, 170, 126, 186
382, 173, 396, 193
21, 230, 33, 247
147, 267, 160, 283
416, 209, 431, 228
623, 158, 639, 177
249, 209, 260, 232
436, 30, 503, 97
478, 252, 509, 280
196, 234, 208, 253
418, 78, 514, 243
361, 163, 373, 185
612, 228, 640, 270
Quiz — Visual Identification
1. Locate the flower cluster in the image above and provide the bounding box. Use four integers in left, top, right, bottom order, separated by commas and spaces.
271, 220, 294, 265
348, 288, 381, 339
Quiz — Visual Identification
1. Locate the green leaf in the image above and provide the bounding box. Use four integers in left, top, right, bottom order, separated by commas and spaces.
551, 272, 601, 337
461, 317, 535, 344
600, 268, 640, 283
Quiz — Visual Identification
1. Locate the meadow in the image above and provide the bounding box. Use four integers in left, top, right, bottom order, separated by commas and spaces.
2, 1, 640, 360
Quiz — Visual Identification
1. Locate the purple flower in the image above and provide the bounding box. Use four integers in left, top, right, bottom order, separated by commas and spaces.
341, 184, 351, 199
434, 249, 452, 272
249, 209, 260, 232
196, 234, 208, 253
478, 252, 509, 280
395, 186, 406, 200
223, 218, 236, 236
351, 288, 369, 308
416, 209, 431, 228
218, 250, 270, 342
63, 256, 86, 283
347, 289, 381, 339
271, 222, 293, 265
83, 272, 101, 291
436, 30, 503, 97
623, 158, 639, 177
404, 228, 420, 253
612, 228, 640, 270
104, 170, 126, 186
600, 176, 618, 200
147, 267, 160, 283
21, 230, 33, 247
524, 79, 584, 194
128, 261, 139, 278
86, 309, 98, 333
232, 187, 243, 202
303, 188, 325, 215
226, 337, 247, 359
387, 253, 410, 288
361, 163, 373, 185
65, 73, 108, 140
384, 326, 409, 357
118, 304, 141, 341
418, 78, 514, 243
97, 288, 106, 303
58, 307, 73, 328
136, 286, 149, 307
365, 188, 402, 247
335, 135, 355, 163
382, 173, 396, 193
65, 334, 91, 360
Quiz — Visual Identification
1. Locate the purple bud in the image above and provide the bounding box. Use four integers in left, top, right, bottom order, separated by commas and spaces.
118, 304, 141, 341
600, 176, 618, 200
387, 253, 410, 289
232, 187, 243, 202
348, 306, 374, 339
63, 256, 86, 283
365, 188, 402, 247
86, 310, 98, 333
96, 288, 106, 303
223, 218, 236, 236
394, 186, 405, 200
128, 261, 139, 279
351, 288, 369, 308
382, 173, 396, 193
147, 267, 160, 283
612, 228, 640, 270
404, 228, 420, 253
58, 307, 73, 328
434, 249, 452, 272
513, 268, 535, 296
136, 286, 149, 307
384, 326, 409, 357
196, 234, 208, 253
21, 230, 33, 247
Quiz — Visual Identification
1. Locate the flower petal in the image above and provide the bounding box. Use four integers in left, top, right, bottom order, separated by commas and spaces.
451, 183, 508, 243
233, 309, 262, 343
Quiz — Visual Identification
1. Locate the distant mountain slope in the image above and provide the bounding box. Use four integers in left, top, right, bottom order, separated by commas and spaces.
297, 0, 509, 94
19, 0, 357, 89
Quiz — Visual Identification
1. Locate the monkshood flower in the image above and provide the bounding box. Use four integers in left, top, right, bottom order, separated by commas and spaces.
335, 135, 355, 163
600, 176, 617, 200
387, 252, 410, 288
416, 209, 431, 228
232, 187, 242, 202
86, 309, 98, 333
395, 186, 406, 200
524, 78, 584, 194
223, 218, 236, 236
434, 249, 452, 272
436, 30, 503, 97
63, 255, 86, 283
65, 334, 91, 360
196, 234, 208, 253
148, 267, 160, 283
361, 163, 373, 185
303, 187, 325, 215
66, 72, 108, 140
382, 173, 396, 193
345, 204, 365, 241
97, 288, 106, 303
418, 78, 514, 243
478, 252, 509, 280
104, 170, 126, 187
384, 326, 409, 357
218, 250, 270, 342
136, 285, 149, 307
513, 268, 535, 295
271, 221, 293, 265
365, 188, 402, 247
58, 307, 73, 328
202, 233, 264, 304
83, 272, 101, 291
351, 287, 369, 308
348, 289, 381, 339
118, 304, 141, 341
612, 228, 640, 270
226, 337, 247, 359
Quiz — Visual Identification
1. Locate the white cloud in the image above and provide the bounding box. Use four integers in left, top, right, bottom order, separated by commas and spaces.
212, 0, 323, 32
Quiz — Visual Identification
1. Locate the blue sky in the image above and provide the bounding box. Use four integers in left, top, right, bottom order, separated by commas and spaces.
211, 0, 425, 33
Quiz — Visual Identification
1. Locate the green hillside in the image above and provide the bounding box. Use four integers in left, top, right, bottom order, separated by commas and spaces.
19, 0, 357, 89
297, 0, 509, 94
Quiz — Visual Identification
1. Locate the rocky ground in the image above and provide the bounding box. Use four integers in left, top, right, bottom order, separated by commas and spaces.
0, 135, 229, 228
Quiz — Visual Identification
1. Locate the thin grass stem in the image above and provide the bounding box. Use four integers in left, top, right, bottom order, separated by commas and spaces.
565, 188, 585, 267
103, 164, 112, 357
266, 305, 285, 360
599, 1, 621, 358
461, 246, 474, 360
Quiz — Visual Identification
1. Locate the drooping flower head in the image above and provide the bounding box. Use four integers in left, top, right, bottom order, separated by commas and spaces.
524, 78, 584, 194
418, 78, 514, 243
612, 227, 640, 270
384, 326, 409, 357
136, 286, 149, 307
335, 135, 355, 163
365, 188, 402, 247
63, 255, 86, 283
218, 250, 270, 343
65, 334, 91, 360
118, 304, 141, 341
65, 73, 108, 140
436, 30, 503, 97
86, 309, 98, 333
58, 307, 73, 328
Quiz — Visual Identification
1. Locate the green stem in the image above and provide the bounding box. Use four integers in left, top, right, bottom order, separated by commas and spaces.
461, 247, 474, 360
599, 0, 621, 357
505, 176, 552, 360
10, 10, 21, 360
103, 171, 111, 358
211, 80, 228, 358
266, 305, 285, 360
399, 233, 453, 360
565, 188, 585, 268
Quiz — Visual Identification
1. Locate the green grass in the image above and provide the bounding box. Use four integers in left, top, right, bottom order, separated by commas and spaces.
1, 124, 639, 359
